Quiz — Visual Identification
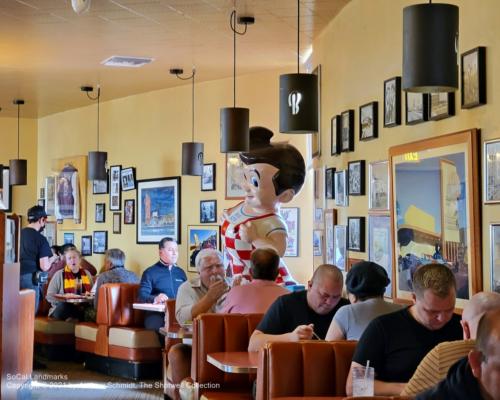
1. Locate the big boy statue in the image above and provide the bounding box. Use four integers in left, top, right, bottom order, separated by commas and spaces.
221, 126, 306, 284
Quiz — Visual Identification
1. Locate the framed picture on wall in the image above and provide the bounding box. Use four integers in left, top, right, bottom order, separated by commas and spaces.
484, 138, 500, 204
405, 92, 429, 125
45, 176, 56, 215
461, 46, 486, 109
113, 212, 121, 234
93, 176, 108, 195
334, 170, 348, 207
121, 167, 136, 191
225, 152, 245, 199
334, 225, 347, 271
324, 209, 337, 265
200, 200, 217, 223
109, 165, 122, 211
369, 160, 389, 211
136, 176, 181, 244
201, 163, 216, 191
95, 203, 105, 223
187, 225, 220, 272
42, 221, 57, 247
347, 216, 365, 252
340, 110, 354, 152
124, 199, 135, 224
359, 101, 378, 141
280, 207, 299, 257
490, 223, 500, 293
384, 76, 401, 127
331, 115, 341, 155
368, 215, 392, 297
429, 92, 455, 121
81, 235, 92, 256
313, 229, 323, 257
0, 167, 12, 212
348, 160, 365, 196
63, 232, 74, 245
93, 231, 108, 254
325, 167, 335, 200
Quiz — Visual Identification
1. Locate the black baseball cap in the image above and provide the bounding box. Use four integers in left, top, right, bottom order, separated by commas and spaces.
27, 205, 48, 222
346, 261, 390, 298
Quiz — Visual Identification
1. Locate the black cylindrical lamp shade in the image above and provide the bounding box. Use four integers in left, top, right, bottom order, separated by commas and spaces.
220, 107, 249, 153
9, 159, 27, 186
88, 151, 108, 181
403, 3, 459, 93
182, 142, 204, 176
279, 73, 318, 133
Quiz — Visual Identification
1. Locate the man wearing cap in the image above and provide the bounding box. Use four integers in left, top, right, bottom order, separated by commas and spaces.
326, 261, 402, 340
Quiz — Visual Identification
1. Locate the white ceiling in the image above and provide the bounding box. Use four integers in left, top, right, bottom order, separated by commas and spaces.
0, 0, 349, 118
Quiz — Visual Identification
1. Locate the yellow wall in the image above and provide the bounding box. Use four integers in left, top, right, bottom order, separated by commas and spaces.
37, 69, 314, 284
312, 0, 500, 290
0, 117, 37, 216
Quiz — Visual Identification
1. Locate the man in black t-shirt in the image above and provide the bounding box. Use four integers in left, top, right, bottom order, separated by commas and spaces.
248, 264, 349, 351
346, 263, 463, 396
19, 205, 53, 314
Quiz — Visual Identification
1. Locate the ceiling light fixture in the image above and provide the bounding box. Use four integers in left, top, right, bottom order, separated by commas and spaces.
279, 0, 318, 133
81, 85, 108, 181
9, 99, 27, 186
170, 67, 204, 176
220, 10, 254, 153
403, 1, 459, 92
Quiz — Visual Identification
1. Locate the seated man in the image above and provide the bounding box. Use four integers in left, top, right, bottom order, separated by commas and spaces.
404, 291, 500, 396
346, 263, 463, 396
219, 247, 288, 314
46, 247, 93, 321
138, 237, 187, 332
248, 264, 348, 352
416, 308, 500, 400
325, 261, 402, 340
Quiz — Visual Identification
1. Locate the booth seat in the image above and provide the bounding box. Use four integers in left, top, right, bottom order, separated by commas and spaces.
256, 341, 357, 400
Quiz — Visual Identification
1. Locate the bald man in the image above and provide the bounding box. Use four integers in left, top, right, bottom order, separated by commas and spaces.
403, 291, 500, 396
248, 264, 348, 351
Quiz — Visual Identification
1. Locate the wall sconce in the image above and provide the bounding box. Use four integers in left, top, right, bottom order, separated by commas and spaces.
81, 85, 108, 180
9, 99, 27, 186
220, 11, 254, 153
403, 1, 459, 92
170, 67, 204, 176
279, 0, 318, 133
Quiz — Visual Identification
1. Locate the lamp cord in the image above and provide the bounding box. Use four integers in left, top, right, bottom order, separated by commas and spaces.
17, 103, 20, 159
297, 0, 300, 74
229, 9, 249, 109
173, 68, 196, 142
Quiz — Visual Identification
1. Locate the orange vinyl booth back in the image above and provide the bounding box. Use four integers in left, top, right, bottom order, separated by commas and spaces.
256, 341, 357, 400
191, 313, 263, 398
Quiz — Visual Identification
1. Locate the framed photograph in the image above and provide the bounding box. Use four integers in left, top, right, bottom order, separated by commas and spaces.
331, 115, 341, 155
280, 207, 300, 257
359, 101, 378, 141
314, 168, 321, 200
93, 231, 108, 254
484, 138, 500, 203
348, 217, 366, 252
37, 198, 45, 208
113, 212, 121, 234
40, 187, 45, 199
200, 200, 217, 223
45, 176, 56, 215
325, 167, 335, 200
93, 176, 108, 195
390, 129, 481, 307
334, 170, 348, 207
109, 165, 122, 211
340, 110, 354, 152
95, 203, 105, 223
226, 152, 245, 199
187, 225, 220, 272
324, 209, 337, 265
63, 232, 74, 245
42, 221, 57, 247
369, 160, 389, 211
429, 92, 455, 121
406, 92, 429, 125
314, 207, 323, 224
461, 46, 486, 109
124, 199, 135, 224
201, 163, 216, 191
368, 215, 392, 297
348, 160, 366, 196
121, 167, 136, 191
136, 176, 181, 244
490, 223, 500, 293
384, 76, 401, 127
313, 229, 324, 257
0, 167, 12, 212
334, 225, 347, 271
81, 235, 92, 256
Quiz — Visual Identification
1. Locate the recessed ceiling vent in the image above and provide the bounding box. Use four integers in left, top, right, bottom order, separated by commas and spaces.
101, 56, 154, 68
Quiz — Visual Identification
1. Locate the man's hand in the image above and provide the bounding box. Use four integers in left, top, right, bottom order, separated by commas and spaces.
289, 324, 314, 341
153, 293, 168, 304
206, 280, 227, 303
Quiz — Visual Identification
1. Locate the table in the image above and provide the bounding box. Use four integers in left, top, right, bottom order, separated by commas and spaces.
53, 294, 94, 303
207, 351, 259, 374
159, 326, 192, 339
132, 303, 165, 312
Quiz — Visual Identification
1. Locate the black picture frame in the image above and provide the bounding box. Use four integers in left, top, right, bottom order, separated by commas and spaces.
330, 115, 341, 156
461, 46, 486, 109
384, 76, 401, 127
124, 199, 135, 224
325, 167, 335, 199
113, 212, 122, 234
200, 200, 217, 223
201, 163, 216, 191
429, 92, 455, 121
348, 160, 366, 196
405, 92, 429, 125
359, 101, 378, 141
92, 174, 109, 195
340, 110, 354, 152
93, 231, 108, 254
121, 167, 136, 191
95, 203, 105, 223
109, 165, 122, 211
347, 216, 365, 252
81, 235, 92, 256
0, 167, 12, 212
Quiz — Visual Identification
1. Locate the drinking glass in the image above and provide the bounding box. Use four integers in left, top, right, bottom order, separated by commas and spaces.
352, 366, 374, 396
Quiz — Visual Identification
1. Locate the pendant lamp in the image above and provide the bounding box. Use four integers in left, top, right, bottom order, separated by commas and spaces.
279, 0, 318, 133
170, 67, 204, 176
9, 99, 27, 186
403, 1, 459, 93
82, 85, 108, 180
220, 11, 254, 153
